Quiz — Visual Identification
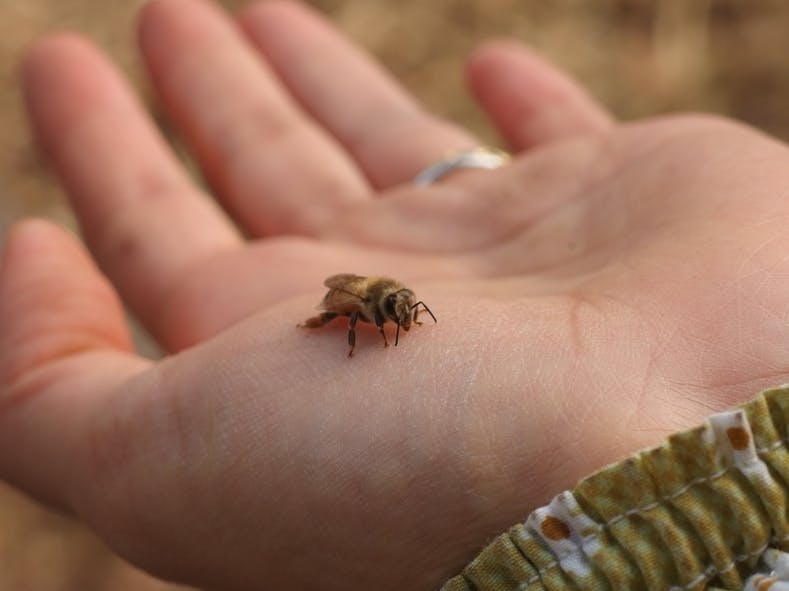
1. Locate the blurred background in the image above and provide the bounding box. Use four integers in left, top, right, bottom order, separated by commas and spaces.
2, 0, 789, 588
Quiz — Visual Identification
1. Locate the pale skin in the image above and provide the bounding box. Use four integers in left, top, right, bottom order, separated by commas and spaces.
2, 0, 789, 589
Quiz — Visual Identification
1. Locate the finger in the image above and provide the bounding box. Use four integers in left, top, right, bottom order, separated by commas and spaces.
466, 41, 613, 150
139, 0, 370, 237
22, 35, 241, 338
238, 1, 477, 189
0, 220, 149, 509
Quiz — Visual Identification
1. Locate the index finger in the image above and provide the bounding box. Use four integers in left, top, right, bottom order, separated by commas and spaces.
23, 35, 242, 337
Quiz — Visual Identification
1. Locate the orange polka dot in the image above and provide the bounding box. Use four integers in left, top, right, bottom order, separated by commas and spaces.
541, 516, 571, 540
726, 426, 750, 450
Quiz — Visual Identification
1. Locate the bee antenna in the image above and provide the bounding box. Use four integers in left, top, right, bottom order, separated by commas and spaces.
411, 301, 437, 323
395, 318, 401, 346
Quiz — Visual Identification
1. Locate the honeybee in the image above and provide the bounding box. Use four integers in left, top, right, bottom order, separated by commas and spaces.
300, 274, 436, 357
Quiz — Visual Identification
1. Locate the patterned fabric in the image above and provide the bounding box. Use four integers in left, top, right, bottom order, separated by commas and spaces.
441, 385, 789, 591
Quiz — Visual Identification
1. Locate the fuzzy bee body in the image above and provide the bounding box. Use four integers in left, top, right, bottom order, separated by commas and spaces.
300, 274, 436, 357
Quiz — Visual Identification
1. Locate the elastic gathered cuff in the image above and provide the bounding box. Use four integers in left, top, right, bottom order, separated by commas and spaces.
441, 385, 789, 591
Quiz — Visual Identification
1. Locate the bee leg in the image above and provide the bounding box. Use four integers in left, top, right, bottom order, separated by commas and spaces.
300, 312, 338, 328
412, 301, 437, 325
348, 312, 359, 357
374, 309, 389, 347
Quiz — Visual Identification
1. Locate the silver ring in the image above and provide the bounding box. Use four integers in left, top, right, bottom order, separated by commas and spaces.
413, 147, 510, 186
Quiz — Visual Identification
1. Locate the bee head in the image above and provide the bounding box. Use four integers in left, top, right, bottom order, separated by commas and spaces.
384, 289, 415, 331
382, 287, 437, 347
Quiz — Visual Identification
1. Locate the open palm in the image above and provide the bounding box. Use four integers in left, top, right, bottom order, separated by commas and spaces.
3, 1, 789, 590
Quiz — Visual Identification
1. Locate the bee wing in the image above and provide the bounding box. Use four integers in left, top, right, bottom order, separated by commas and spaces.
324, 273, 363, 289
320, 289, 364, 311
319, 274, 368, 313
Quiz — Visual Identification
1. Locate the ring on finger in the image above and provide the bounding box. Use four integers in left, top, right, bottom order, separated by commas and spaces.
412, 147, 510, 186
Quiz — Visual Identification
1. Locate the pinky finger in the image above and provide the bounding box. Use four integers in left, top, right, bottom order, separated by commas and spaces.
466, 41, 613, 151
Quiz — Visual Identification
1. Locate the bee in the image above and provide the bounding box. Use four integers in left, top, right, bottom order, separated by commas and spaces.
300, 274, 436, 357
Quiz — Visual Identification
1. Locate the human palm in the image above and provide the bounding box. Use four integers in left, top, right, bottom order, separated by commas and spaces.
3, 1, 789, 590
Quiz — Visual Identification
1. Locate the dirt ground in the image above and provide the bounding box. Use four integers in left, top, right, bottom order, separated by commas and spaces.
2, 0, 789, 589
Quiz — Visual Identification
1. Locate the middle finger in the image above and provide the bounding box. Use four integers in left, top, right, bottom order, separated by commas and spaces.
138, 0, 371, 237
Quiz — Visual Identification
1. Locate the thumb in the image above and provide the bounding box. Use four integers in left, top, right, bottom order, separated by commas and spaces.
0, 219, 150, 508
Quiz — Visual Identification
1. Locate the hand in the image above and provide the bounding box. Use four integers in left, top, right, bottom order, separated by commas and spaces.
3, 0, 789, 589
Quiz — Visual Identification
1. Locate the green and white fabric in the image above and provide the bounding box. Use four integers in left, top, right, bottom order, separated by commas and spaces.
442, 386, 789, 591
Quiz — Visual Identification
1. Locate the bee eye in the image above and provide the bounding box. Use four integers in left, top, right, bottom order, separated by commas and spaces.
384, 294, 397, 317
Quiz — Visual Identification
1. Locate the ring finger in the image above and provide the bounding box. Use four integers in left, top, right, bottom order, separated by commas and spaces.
238, 1, 478, 190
